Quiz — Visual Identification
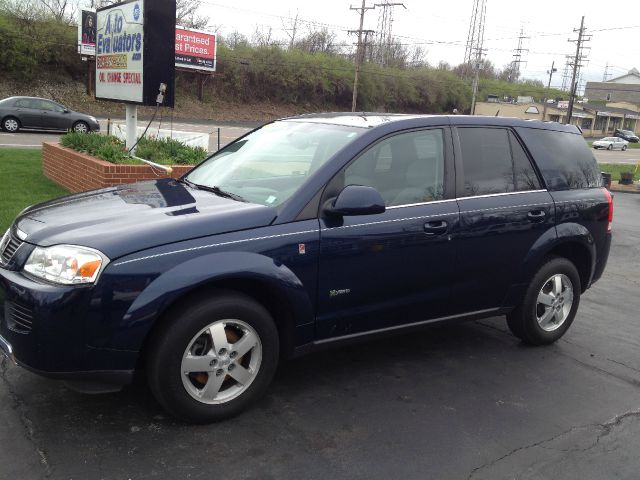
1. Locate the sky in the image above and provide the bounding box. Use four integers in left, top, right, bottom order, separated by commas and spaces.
194, 0, 640, 92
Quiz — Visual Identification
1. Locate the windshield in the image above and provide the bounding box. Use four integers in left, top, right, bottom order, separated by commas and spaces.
186, 120, 364, 206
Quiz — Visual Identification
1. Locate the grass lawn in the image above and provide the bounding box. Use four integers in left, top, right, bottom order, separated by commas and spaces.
599, 163, 640, 182
0, 149, 68, 232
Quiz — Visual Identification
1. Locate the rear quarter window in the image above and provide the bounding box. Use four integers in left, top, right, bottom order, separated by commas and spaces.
514, 127, 601, 190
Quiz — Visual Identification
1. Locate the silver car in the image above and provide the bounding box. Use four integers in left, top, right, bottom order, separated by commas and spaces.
0, 96, 100, 133
592, 136, 629, 151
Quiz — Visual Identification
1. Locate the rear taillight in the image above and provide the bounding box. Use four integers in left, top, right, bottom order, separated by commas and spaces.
603, 187, 613, 232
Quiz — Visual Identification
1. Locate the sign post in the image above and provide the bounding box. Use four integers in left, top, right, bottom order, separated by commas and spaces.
125, 104, 138, 152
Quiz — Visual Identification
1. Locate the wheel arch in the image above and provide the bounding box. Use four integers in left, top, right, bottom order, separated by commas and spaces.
116, 251, 314, 374
522, 223, 595, 294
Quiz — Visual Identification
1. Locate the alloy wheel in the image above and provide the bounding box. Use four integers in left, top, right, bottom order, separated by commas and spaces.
180, 319, 262, 405
535, 274, 574, 332
74, 122, 88, 133
3, 118, 18, 132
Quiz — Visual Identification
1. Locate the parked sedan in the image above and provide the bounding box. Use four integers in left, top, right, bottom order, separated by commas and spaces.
0, 96, 100, 133
592, 137, 629, 150
614, 129, 639, 143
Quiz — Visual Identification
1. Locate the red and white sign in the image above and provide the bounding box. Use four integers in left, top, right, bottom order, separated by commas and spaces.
175, 27, 216, 72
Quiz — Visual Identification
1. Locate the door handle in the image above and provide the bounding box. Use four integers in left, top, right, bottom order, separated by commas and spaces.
527, 210, 546, 222
424, 220, 448, 235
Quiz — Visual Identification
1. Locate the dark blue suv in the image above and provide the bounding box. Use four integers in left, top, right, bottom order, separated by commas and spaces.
0, 114, 612, 422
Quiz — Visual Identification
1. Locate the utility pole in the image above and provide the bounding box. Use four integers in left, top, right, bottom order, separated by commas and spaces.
567, 16, 591, 125
541, 61, 557, 121
470, 46, 487, 115
350, 0, 375, 112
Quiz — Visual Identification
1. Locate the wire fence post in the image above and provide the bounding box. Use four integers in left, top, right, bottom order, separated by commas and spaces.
217, 128, 221, 151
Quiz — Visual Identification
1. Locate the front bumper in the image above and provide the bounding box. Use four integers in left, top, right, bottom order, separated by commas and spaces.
0, 266, 134, 385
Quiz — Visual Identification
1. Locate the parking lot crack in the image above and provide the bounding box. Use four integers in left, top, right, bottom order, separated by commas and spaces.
467, 409, 640, 479
0, 357, 52, 477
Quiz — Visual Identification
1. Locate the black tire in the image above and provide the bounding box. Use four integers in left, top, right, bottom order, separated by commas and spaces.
2, 116, 20, 133
73, 121, 90, 133
146, 290, 279, 423
622, 145, 627, 151
607, 144, 613, 150
506, 257, 581, 345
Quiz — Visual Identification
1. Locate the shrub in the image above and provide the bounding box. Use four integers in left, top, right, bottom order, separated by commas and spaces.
61, 132, 207, 165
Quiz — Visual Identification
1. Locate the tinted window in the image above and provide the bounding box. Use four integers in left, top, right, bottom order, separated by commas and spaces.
458, 128, 540, 196
344, 129, 445, 206
515, 127, 601, 190
14, 98, 35, 108
38, 100, 64, 112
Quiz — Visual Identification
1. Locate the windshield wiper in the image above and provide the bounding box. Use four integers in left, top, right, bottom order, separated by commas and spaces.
193, 184, 247, 202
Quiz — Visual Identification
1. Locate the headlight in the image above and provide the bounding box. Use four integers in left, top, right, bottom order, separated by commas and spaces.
23, 245, 109, 285
89, 116, 97, 123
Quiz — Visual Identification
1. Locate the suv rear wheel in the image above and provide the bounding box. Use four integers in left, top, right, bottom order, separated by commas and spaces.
147, 291, 279, 423
506, 257, 581, 345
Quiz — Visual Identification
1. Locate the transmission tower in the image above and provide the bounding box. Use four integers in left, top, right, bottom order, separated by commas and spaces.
561, 55, 573, 91
509, 27, 529, 82
463, 0, 487, 74
374, 1, 406, 66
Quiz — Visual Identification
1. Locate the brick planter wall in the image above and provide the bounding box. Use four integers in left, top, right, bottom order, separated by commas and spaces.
42, 142, 194, 193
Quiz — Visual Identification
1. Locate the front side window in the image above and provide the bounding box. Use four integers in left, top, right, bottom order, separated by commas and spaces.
344, 129, 445, 207
186, 121, 364, 207
458, 127, 540, 197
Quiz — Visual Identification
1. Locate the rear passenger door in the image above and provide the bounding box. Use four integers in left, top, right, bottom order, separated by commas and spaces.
453, 127, 556, 313
13, 98, 41, 128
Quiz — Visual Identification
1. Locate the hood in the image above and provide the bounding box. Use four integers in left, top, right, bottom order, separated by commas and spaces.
16, 179, 278, 260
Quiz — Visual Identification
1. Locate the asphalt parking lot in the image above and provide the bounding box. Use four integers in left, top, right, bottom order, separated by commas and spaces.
1, 192, 639, 480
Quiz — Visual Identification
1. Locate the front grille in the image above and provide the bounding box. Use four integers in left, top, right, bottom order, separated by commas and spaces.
6, 301, 33, 334
0, 236, 22, 265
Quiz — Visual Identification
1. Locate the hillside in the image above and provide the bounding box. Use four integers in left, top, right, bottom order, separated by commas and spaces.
0, 8, 568, 122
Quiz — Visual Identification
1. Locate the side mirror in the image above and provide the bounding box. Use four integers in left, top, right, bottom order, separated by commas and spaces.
324, 185, 386, 216
63, 109, 69, 113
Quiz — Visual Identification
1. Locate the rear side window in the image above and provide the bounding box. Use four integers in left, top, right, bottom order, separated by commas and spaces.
458, 127, 541, 196
514, 128, 601, 190
14, 99, 34, 108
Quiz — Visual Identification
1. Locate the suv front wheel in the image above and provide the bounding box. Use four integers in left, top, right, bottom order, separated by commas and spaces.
147, 291, 280, 423
507, 257, 581, 345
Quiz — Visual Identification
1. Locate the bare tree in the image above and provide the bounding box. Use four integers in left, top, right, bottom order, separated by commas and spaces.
39, 0, 77, 22
295, 27, 340, 55
176, 0, 209, 30
251, 25, 274, 47
221, 30, 250, 49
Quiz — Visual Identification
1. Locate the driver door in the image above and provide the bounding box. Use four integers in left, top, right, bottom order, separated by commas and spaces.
315, 128, 461, 340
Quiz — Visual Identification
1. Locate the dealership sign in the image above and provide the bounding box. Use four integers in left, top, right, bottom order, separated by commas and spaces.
176, 27, 217, 72
96, 0, 175, 107
78, 9, 97, 56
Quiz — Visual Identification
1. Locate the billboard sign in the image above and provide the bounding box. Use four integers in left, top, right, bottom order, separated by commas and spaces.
78, 9, 97, 56
175, 27, 217, 72
557, 100, 570, 109
96, 0, 175, 107
96, 0, 144, 102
